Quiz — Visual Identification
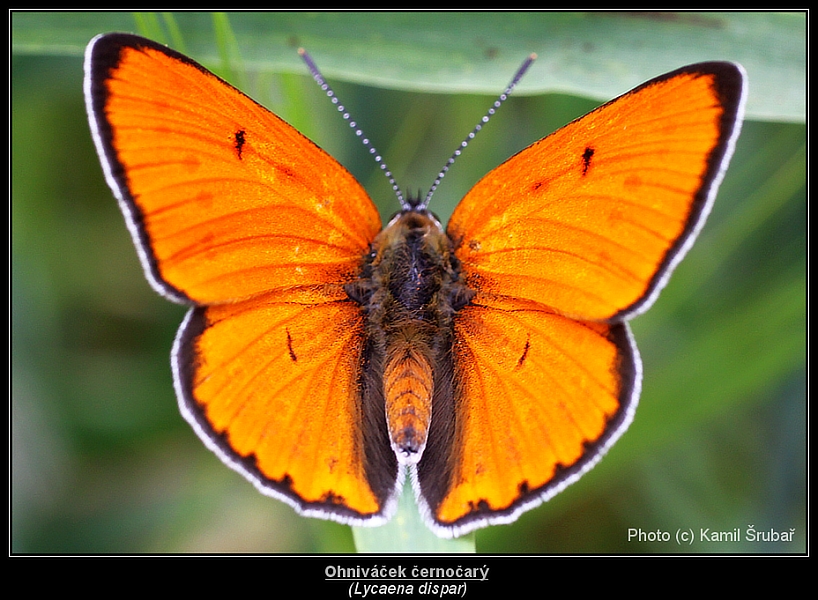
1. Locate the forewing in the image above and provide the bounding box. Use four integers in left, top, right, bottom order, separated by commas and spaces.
84, 33, 381, 305
447, 62, 746, 322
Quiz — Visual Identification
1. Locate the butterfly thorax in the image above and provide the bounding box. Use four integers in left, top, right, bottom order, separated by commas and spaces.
345, 210, 474, 465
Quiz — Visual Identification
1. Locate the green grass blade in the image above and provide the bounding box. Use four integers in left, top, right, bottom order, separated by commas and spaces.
352, 482, 476, 553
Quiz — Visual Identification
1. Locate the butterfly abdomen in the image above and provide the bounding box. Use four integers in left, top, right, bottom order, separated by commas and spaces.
383, 330, 434, 463
347, 210, 474, 465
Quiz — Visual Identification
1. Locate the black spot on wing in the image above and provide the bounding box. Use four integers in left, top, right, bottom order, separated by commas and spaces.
234, 129, 246, 159
515, 334, 531, 369
582, 146, 595, 176
286, 328, 297, 362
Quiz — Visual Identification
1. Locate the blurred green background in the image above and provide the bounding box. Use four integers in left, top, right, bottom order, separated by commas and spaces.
12, 12, 805, 554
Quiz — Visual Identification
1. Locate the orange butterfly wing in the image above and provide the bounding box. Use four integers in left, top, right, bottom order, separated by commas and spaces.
419, 63, 746, 534
433, 301, 637, 527
449, 64, 746, 322
85, 34, 396, 523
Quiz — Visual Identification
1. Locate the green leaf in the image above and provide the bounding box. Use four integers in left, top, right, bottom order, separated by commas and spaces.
11, 10, 806, 121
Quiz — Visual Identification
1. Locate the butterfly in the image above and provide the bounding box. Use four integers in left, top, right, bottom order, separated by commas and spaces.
84, 33, 746, 538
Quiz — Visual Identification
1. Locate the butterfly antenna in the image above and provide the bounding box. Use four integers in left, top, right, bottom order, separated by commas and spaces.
419, 52, 537, 210
298, 48, 408, 209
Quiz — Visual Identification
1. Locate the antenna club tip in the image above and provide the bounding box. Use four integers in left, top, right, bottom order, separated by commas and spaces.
529, 52, 538, 60
297, 47, 306, 56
